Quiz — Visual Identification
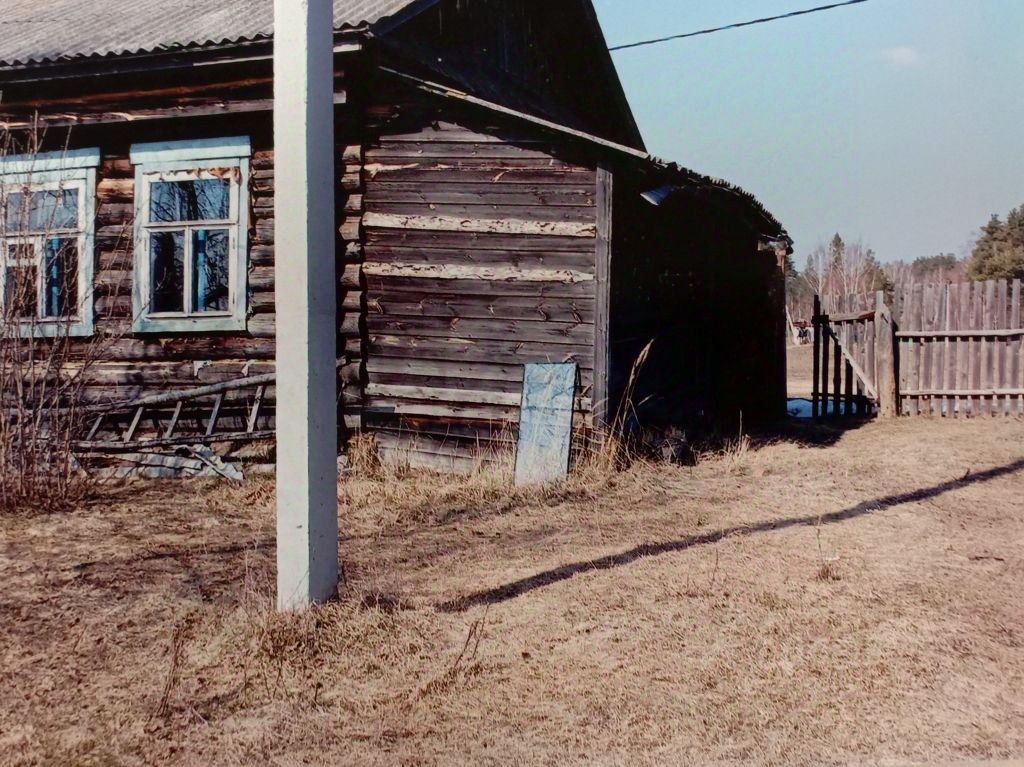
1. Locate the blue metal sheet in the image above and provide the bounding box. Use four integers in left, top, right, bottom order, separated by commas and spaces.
514, 362, 578, 486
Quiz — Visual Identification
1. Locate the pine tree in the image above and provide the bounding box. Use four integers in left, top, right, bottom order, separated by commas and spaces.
969, 206, 1024, 280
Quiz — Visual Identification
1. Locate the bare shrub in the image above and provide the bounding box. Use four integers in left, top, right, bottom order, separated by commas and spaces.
0, 128, 130, 514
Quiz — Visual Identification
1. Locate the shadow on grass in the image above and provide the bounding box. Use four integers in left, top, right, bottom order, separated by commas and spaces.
437, 457, 1024, 614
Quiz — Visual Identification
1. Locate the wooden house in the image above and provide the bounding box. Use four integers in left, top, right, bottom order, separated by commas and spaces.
0, 0, 791, 470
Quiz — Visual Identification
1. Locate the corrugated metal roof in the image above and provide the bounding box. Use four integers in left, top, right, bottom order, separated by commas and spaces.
0, 0, 429, 66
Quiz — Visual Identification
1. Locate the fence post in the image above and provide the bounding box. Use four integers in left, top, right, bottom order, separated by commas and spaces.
812, 295, 821, 419
875, 290, 898, 417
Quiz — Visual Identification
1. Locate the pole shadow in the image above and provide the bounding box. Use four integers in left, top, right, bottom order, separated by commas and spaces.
437, 457, 1024, 614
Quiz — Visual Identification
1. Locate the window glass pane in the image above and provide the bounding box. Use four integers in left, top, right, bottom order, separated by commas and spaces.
5, 244, 38, 319
5, 188, 79, 233
150, 231, 185, 313
42, 238, 78, 318
191, 229, 230, 313
150, 178, 230, 223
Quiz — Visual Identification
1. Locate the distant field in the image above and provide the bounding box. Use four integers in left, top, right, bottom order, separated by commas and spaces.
2, 419, 1024, 765
788, 342, 816, 397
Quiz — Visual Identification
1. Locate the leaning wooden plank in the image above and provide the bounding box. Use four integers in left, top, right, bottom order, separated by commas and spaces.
363, 212, 597, 238
80, 372, 278, 415
75, 431, 275, 451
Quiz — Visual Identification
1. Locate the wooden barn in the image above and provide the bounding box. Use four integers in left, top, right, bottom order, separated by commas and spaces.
0, 0, 792, 470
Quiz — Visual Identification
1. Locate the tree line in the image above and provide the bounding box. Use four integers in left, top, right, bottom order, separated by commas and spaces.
787, 202, 1024, 321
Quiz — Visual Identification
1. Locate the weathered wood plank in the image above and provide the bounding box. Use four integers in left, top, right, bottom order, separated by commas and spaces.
368, 334, 593, 368
366, 201, 596, 224
366, 315, 594, 345
365, 182, 595, 207
365, 228, 598, 253
364, 246, 596, 271
368, 294, 594, 323
366, 274, 595, 299
363, 212, 596, 238
363, 262, 594, 284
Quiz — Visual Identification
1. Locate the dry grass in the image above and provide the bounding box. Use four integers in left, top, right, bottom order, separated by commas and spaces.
3, 418, 1024, 765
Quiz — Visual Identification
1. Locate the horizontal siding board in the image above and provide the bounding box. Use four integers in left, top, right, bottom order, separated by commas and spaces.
366, 201, 596, 223
365, 229, 598, 253
362, 166, 595, 185
366, 275, 596, 299
368, 294, 595, 322
363, 212, 596, 238
367, 315, 594, 344
365, 397, 518, 422
365, 182, 595, 207
368, 334, 594, 368
366, 357, 525, 382
364, 246, 596, 271
364, 156, 589, 171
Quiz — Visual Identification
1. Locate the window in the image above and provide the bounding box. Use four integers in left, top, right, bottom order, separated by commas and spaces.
0, 149, 98, 337
130, 137, 251, 333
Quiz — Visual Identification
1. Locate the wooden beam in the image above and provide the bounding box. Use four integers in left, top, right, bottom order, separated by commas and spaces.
896, 329, 1024, 339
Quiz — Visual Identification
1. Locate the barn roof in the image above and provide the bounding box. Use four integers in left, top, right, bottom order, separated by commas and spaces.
0, 0, 434, 66
382, 65, 792, 249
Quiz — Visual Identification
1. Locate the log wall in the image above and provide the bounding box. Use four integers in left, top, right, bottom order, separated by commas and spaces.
0, 61, 364, 449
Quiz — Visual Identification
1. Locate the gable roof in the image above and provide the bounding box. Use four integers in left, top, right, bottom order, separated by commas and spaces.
0, 0, 435, 66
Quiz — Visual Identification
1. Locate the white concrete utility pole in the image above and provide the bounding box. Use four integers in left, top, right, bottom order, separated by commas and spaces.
273, 0, 339, 610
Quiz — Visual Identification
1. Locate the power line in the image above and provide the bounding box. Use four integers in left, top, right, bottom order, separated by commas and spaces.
609, 0, 869, 52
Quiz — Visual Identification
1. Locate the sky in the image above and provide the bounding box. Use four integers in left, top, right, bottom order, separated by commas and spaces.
592, 0, 1024, 265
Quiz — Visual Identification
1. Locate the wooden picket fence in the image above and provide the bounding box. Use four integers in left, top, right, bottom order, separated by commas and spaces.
893, 279, 1023, 417
812, 279, 1023, 420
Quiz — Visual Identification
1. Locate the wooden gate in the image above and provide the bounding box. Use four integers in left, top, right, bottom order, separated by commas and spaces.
811, 291, 896, 419
811, 279, 1024, 420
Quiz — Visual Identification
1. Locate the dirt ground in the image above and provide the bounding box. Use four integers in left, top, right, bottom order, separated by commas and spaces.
2, 418, 1024, 766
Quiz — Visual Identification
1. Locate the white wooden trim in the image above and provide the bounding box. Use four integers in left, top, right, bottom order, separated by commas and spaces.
0, 148, 100, 176
130, 139, 251, 335
0, 166, 96, 337
129, 137, 252, 166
